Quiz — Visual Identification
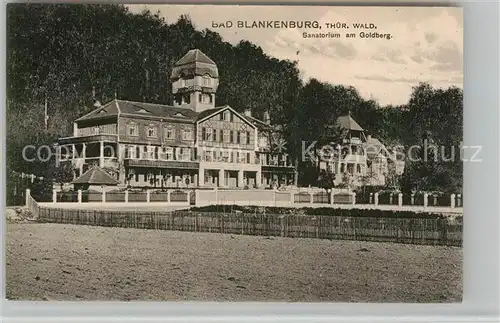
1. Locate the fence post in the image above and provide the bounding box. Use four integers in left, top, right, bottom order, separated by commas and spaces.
433, 195, 438, 206
309, 192, 314, 205
167, 190, 171, 203
450, 194, 455, 208
374, 192, 379, 206
398, 193, 403, 207
125, 190, 129, 203
280, 215, 286, 237
369, 192, 373, 204
389, 193, 393, 205
290, 192, 294, 205
146, 190, 151, 203
52, 189, 57, 203
351, 192, 356, 205
187, 191, 191, 204
411, 193, 415, 205
330, 191, 335, 205
457, 194, 462, 207
102, 190, 106, 203
78, 190, 82, 203
25, 188, 31, 206
423, 193, 428, 208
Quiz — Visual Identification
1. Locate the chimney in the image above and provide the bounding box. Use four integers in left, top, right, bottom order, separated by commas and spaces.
244, 108, 252, 117
263, 111, 270, 125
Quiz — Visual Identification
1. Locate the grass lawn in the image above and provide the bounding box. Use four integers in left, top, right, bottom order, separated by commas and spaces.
6, 223, 462, 302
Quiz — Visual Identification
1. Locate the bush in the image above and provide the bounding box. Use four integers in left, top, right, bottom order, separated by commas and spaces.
186, 205, 445, 219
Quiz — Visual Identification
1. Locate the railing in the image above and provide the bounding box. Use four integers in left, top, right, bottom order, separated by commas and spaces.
50, 189, 192, 204
45, 188, 464, 214
357, 192, 463, 209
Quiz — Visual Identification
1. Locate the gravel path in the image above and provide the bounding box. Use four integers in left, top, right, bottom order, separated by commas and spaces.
6, 223, 462, 302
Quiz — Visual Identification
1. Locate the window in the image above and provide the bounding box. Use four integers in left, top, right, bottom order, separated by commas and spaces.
213, 129, 217, 141
222, 151, 229, 162
165, 127, 175, 140
202, 75, 211, 86
182, 129, 193, 141
204, 150, 212, 161
246, 131, 251, 144
147, 126, 157, 138
136, 146, 141, 159
340, 163, 345, 173
356, 164, 362, 174
128, 124, 138, 136
237, 131, 241, 144
220, 130, 224, 142
223, 130, 230, 143
223, 111, 230, 121
229, 130, 234, 143
205, 128, 213, 141
246, 153, 251, 164
240, 132, 247, 145
219, 113, 224, 121
146, 146, 155, 160
200, 93, 211, 104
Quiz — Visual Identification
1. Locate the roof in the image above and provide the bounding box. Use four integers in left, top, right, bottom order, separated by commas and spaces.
364, 136, 388, 159
196, 107, 225, 121
335, 115, 364, 132
175, 49, 216, 66
171, 49, 219, 80
195, 105, 256, 129
72, 166, 120, 185
76, 99, 199, 122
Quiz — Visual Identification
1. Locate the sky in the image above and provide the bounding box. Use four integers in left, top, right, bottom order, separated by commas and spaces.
128, 5, 463, 106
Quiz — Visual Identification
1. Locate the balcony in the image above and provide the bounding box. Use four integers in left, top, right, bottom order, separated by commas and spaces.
124, 158, 199, 170
58, 134, 118, 145
343, 137, 362, 145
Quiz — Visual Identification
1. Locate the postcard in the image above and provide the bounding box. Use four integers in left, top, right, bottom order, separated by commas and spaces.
6, 4, 463, 302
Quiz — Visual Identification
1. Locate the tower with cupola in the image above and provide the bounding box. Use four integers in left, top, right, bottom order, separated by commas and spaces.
170, 49, 219, 113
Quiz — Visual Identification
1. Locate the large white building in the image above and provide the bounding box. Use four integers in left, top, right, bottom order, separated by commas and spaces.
57, 49, 295, 189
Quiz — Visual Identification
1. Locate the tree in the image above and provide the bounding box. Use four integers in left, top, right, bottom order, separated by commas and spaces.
318, 169, 335, 191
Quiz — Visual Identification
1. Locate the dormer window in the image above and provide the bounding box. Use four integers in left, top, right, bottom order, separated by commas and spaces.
182, 129, 193, 141
164, 127, 175, 140
127, 123, 138, 136
147, 125, 157, 138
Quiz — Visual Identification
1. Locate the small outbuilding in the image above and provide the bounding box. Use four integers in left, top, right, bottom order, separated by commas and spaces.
71, 166, 120, 192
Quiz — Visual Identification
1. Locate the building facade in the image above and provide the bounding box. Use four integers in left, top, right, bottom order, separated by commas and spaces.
318, 114, 404, 188
57, 49, 295, 189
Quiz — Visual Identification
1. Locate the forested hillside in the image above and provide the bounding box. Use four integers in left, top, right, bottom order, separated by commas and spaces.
6, 4, 463, 197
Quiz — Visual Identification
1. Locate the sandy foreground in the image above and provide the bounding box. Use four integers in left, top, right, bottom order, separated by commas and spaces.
6, 223, 462, 302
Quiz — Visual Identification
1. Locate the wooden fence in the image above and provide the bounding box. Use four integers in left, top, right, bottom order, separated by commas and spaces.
35, 207, 462, 247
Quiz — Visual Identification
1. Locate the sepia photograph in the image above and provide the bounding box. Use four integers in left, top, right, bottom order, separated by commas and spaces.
5, 4, 463, 302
